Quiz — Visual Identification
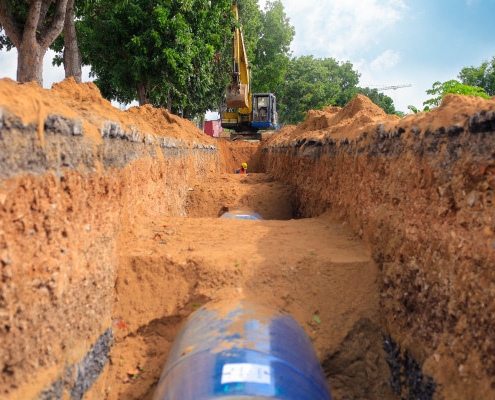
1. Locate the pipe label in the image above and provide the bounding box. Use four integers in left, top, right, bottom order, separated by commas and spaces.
221, 363, 271, 385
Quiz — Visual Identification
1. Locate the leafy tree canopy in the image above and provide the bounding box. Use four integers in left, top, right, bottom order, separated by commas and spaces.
458, 56, 495, 96
277, 55, 360, 125
78, 0, 232, 117
252, 0, 294, 94
236, 0, 261, 65
423, 79, 490, 108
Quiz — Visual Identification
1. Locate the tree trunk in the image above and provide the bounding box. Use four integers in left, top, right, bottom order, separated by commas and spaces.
167, 91, 172, 112
63, 0, 81, 82
0, 0, 68, 86
136, 82, 149, 105
17, 41, 46, 85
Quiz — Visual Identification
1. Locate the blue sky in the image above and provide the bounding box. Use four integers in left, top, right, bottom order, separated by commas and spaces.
1, 0, 495, 114
261, 0, 495, 112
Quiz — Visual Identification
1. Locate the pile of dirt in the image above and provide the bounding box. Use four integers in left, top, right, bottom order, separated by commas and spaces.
268, 93, 495, 149
268, 94, 401, 146
0, 77, 213, 147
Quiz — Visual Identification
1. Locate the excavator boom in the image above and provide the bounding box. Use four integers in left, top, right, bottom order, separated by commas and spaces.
221, 3, 278, 138
225, 4, 250, 110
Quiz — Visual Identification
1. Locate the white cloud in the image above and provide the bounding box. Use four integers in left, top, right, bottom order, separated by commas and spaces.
281, 0, 408, 60
370, 49, 401, 71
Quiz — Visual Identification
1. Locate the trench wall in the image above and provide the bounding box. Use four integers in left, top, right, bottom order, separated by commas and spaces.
0, 108, 220, 399
263, 110, 495, 399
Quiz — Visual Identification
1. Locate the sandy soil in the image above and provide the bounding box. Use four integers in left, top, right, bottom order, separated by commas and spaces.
100, 169, 392, 400
2, 78, 494, 399
1, 78, 390, 399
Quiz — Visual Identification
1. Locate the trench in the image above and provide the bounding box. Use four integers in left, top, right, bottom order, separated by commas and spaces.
106, 142, 397, 400
0, 109, 440, 400
2, 80, 495, 400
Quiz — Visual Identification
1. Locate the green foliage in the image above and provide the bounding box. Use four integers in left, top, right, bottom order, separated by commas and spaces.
277, 56, 360, 125
356, 87, 397, 115
423, 79, 490, 108
0, 26, 14, 51
458, 56, 495, 96
407, 105, 430, 114
252, 0, 294, 94
78, 0, 232, 116
237, 0, 261, 64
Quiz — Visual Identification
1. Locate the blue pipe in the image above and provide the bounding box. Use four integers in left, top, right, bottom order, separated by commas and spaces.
153, 301, 333, 400
220, 209, 264, 220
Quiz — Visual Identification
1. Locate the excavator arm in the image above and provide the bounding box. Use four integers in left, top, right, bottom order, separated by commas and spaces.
225, 4, 251, 111
221, 2, 278, 138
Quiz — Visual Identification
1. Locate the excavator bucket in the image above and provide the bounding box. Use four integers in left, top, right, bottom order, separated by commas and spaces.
226, 83, 249, 109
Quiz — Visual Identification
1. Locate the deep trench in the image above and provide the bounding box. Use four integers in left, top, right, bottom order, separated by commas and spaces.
156, 164, 398, 400
0, 111, 438, 400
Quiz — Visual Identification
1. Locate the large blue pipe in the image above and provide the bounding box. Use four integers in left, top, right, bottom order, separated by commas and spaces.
220, 209, 264, 220
153, 301, 333, 400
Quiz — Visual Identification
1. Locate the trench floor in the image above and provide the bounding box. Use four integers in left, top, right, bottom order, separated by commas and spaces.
94, 173, 395, 400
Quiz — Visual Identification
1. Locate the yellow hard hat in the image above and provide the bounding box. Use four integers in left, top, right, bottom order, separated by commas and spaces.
241, 163, 248, 169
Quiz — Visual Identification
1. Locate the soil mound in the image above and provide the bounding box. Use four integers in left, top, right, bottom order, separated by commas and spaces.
267, 93, 495, 147
0, 77, 213, 146
268, 94, 400, 146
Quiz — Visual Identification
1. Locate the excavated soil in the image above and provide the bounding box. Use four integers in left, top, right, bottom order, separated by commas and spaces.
102, 174, 391, 400
1, 78, 495, 400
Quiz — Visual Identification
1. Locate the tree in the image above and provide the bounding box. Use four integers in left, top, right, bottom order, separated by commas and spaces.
0, 0, 69, 85
277, 56, 360, 125
61, 0, 81, 82
78, 0, 232, 113
236, 0, 261, 66
357, 87, 397, 115
252, 0, 294, 94
326, 59, 359, 106
407, 105, 429, 114
423, 79, 490, 108
458, 57, 495, 96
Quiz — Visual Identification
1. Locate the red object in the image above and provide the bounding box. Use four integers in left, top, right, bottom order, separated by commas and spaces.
204, 120, 223, 137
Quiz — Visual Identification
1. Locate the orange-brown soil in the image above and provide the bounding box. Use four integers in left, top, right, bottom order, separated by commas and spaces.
1, 78, 494, 400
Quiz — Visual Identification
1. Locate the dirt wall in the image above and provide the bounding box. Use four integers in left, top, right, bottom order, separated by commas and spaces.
263, 94, 495, 399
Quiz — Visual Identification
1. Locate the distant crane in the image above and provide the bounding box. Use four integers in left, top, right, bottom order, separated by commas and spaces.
369, 84, 412, 91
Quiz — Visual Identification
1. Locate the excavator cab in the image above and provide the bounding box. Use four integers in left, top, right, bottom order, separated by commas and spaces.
222, 93, 278, 137
252, 93, 278, 131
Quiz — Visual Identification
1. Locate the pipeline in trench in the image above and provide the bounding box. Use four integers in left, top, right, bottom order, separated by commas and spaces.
106, 164, 399, 400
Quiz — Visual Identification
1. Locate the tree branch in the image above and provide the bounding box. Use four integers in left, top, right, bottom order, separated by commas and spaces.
22, 0, 42, 44
41, 0, 69, 47
0, 0, 23, 47
38, 0, 53, 32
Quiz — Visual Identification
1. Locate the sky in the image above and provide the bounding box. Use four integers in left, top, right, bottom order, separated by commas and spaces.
258, 0, 495, 112
1, 0, 495, 113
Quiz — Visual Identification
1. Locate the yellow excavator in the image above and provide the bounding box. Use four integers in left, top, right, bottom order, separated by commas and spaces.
221, 3, 278, 140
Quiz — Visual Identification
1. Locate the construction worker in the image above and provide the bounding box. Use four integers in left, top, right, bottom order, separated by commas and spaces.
236, 162, 248, 175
